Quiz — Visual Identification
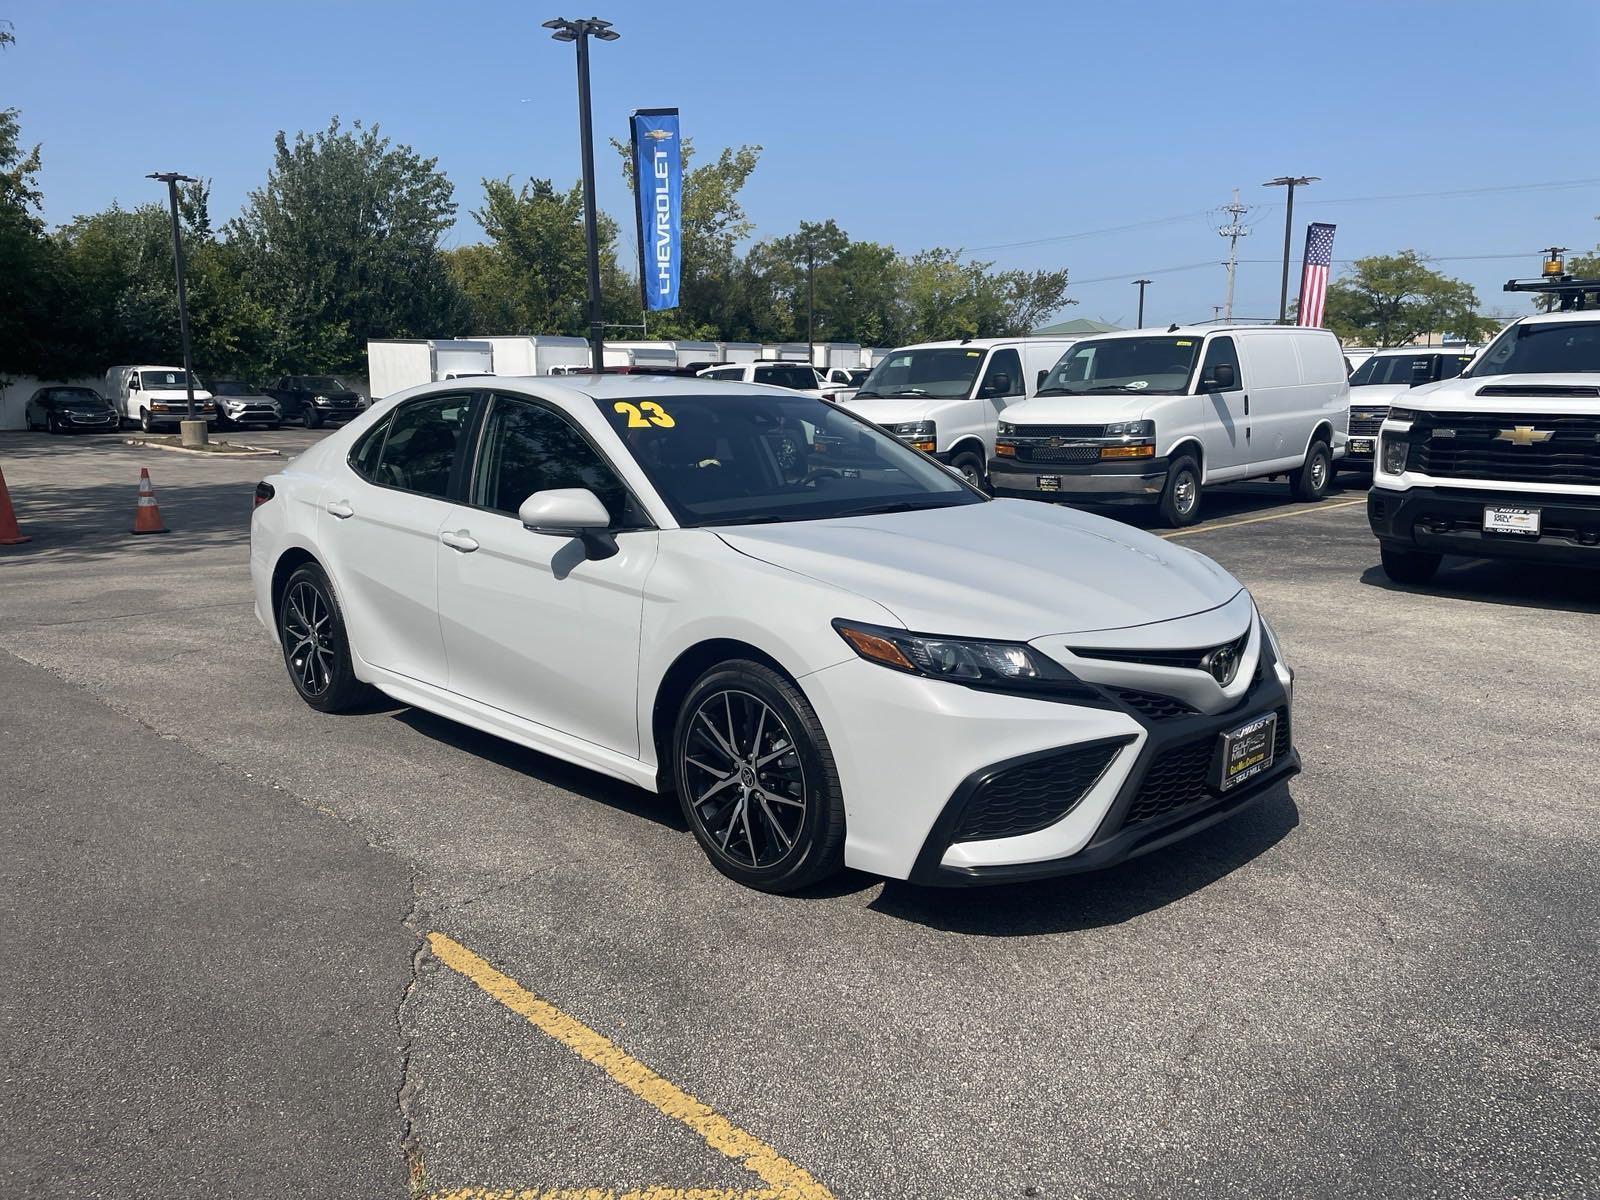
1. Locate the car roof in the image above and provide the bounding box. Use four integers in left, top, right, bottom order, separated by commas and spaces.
1367, 346, 1475, 357
1514, 310, 1600, 326
888, 336, 1077, 352
464, 374, 793, 401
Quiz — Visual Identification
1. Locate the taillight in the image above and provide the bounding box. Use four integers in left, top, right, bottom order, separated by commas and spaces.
254, 481, 275, 508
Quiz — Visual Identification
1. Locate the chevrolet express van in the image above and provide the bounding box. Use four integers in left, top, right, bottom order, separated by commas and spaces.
103, 365, 216, 432
988, 325, 1348, 525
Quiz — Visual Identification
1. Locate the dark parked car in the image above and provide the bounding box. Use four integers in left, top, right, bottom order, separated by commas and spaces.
209, 379, 283, 429
24, 386, 120, 434
264, 375, 365, 429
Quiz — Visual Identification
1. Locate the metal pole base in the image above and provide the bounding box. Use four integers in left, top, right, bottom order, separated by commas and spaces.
179, 419, 209, 449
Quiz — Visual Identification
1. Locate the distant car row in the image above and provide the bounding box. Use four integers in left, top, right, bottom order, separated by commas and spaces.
23, 368, 370, 435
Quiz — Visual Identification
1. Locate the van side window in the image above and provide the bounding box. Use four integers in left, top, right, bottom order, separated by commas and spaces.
979, 349, 1023, 397
1199, 337, 1242, 390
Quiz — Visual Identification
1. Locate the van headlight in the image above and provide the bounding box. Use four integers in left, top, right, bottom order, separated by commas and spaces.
1104, 419, 1154, 437
886, 420, 936, 453
833, 619, 1097, 699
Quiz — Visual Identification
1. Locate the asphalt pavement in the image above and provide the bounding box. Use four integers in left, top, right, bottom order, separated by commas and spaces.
1, 428, 1596, 1199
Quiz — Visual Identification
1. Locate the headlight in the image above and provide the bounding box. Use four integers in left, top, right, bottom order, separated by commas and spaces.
833, 619, 1097, 698
1380, 431, 1408, 474
1388, 408, 1415, 423
886, 420, 936, 452
997, 420, 1016, 436
1103, 419, 1154, 437
313, 394, 329, 403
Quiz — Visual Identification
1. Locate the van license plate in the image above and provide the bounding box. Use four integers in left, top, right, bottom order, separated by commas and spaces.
1348, 437, 1374, 456
1483, 506, 1540, 536
1219, 712, 1277, 792
1037, 475, 1061, 492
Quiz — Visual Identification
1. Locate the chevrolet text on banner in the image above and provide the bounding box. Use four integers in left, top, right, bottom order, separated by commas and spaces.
630, 108, 682, 311
1296, 222, 1337, 327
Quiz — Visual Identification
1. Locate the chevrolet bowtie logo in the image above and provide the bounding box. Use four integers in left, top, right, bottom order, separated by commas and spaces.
644, 128, 674, 141
1495, 425, 1555, 446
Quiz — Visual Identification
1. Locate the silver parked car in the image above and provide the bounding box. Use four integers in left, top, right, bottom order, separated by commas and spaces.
209, 380, 283, 429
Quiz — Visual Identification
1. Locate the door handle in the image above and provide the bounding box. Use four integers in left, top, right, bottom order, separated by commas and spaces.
440, 530, 480, 553
326, 501, 354, 519
1243, 394, 1250, 414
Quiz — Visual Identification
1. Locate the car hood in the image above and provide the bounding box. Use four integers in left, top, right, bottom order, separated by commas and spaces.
715, 498, 1241, 640
1004, 394, 1158, 425
1349, 383, 1412, 407
1406, 373, 1600, 414
145, 388, 213, 401
841, 395, 969, 427
219, 393, 277, 403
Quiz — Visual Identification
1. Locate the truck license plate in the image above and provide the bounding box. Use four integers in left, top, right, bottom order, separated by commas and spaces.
1219, 712, 1277, 792
1483, 506, 1540, 537
1348, 437, 1374, 456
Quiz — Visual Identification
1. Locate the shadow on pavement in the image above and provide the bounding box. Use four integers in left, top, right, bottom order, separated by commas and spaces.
1061, 476, 1366, 532
0, 477, 256, 565
1358, 559, 1600, 613
870, 784, 1300, 935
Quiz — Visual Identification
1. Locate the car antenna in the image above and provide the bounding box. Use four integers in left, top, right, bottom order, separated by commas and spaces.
1168, 323, 1180, 332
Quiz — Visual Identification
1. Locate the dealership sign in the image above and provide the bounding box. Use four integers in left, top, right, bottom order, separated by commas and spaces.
629, 108, 682, 311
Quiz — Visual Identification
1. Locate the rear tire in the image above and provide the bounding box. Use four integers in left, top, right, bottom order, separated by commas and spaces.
672, 660, 846, 893
1290, 438, 1332, 502
1156, 455, 1202, 526
277, 563, 369, 713
1380, 545, 1442, 585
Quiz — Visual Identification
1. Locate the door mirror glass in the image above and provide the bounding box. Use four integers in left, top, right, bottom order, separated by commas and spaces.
985, 372, 1011, 396
518, 487, 613, 533
128, 376, 140, 391
1208, 363, 1235, 391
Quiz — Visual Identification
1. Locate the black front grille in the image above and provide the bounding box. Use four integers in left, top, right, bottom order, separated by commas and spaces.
1075, 629, 1249, 673
1016, 443, 1101, 464
1349, 408, 1389, 436
1407, 412, 1600, 485
1009, 424, 1105, 439
1112, 688, 1198, 721
952, 741, 1124, 842
1123, 706, 1290, 827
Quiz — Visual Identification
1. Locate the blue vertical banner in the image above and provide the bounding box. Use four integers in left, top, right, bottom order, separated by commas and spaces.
629, 108, 682, 311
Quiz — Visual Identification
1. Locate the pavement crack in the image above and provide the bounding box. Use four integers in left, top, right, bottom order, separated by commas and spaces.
397, 869, 428, 1197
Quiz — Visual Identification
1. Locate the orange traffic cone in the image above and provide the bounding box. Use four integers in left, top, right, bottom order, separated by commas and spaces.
130, 467, 169, 535
0, 465, 29, 545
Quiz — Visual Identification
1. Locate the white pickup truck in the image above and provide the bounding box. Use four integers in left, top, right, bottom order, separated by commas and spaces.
1368, 297, 1600, 584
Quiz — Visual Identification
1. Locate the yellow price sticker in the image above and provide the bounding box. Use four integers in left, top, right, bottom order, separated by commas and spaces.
613, 401, 675, 429
1175, 340, 1193, 346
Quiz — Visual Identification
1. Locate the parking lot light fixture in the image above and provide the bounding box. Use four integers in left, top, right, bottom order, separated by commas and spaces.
1263, 175, 1318, 324
544, 17, 620, 372
147, 171, 201, 427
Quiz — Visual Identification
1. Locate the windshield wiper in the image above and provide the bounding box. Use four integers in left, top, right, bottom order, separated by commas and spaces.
886, 388, 931, 397
853, 390, 881, 398
1033, 386, 1078, 396
829, 499, 944, 519
697, 514, 792, 527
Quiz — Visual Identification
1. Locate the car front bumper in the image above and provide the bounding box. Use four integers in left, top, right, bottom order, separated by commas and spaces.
803, 638, 1297, 884
987, 455, 1169, 500
1369, 484, 1600, 566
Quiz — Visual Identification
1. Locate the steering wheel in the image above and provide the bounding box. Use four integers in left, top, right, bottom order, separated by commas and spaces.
800, 467, 843, 487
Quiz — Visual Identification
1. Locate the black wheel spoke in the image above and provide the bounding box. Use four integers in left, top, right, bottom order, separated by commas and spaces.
682, 688, 807, 870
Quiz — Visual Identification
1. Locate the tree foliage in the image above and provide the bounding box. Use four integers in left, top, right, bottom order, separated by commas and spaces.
1323, 251, 1495, 346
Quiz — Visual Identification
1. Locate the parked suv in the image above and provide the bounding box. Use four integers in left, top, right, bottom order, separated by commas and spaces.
1368, 304, 1600, 583
1344, 347, 1476, 472
988, 326, 1348, 525
266, 375, 365, 428
209, 380, 283, 429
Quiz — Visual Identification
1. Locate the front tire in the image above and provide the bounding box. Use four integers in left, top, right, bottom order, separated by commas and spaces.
672, 660, 846, 892
277, 563, 368, 713
949, 449, 987, 491
303, 407, 322, 430
1157, 454, 1202, 526
1290, 438, 1332, 502
139, 408, 154, 434
1380, 545, 1442, 585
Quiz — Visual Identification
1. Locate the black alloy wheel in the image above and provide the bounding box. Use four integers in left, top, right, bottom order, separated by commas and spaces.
277, 563, 367, 712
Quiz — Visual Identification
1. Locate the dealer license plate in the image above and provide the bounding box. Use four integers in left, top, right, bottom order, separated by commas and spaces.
1219, 712, 1277, 792
1483, 505, 1540, 537
1348, 437, 1374, 457
1037, 475, 1061, 492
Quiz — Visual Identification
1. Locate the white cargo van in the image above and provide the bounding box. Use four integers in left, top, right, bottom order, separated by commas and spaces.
841, 337, 1078, 486
988, 325, 1348, 525
102, 365, 216, 432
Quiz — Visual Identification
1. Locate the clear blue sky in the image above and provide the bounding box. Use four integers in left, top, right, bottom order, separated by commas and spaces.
6, 0, 1598, 329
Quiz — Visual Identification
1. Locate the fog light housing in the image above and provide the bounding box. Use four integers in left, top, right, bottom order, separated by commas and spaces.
1381, 432, 1408, 474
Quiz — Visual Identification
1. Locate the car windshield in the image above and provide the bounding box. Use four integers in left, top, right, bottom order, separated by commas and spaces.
853, 347, 987, 399
41, 388, 105, 406
1349, 353, 1472, 387
209, 380, 256, 396
596, 391, 981, 527
140, 370, 200, 390
1036, 336, 1200, 395
303, 376, 350, 392
1464, 322, 1600, 377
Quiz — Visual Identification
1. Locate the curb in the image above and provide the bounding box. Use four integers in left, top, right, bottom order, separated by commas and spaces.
121, 438, 280, 459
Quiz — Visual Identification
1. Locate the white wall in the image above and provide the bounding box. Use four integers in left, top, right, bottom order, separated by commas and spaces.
0, 376, 104, 430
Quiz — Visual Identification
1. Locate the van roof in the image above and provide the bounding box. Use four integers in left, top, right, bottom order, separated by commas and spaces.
888, 336, 1080, 352
1065, 324, 1335, 342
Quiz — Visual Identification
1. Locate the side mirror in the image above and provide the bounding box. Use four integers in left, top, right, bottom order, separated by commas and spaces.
128, 377, 140, 391
983, 372, 1011, 396
1207, 363, 1235, 391
518, 487, 612, 534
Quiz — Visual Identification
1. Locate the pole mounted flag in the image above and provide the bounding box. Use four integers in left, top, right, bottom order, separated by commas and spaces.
1296, 222, 1336, 327
629, 108, 682, 311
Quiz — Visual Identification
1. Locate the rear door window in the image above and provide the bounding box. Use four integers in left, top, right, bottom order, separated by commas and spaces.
372, 394, 476, 499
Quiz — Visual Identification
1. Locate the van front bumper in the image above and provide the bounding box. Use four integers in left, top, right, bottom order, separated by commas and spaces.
1369, 484, 1600, 565
988, 456, 1169, 500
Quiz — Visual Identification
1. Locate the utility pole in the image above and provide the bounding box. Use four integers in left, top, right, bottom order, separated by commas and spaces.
1216, 188, 1251, 322
1263, 175, 1318, 324
807, 246, 816, 362
1133, 278, 1151, 327
148, 171, 201, 440
544, 16, 620, 371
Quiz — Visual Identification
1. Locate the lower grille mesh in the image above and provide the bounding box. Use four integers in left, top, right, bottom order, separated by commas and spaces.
952, 741, 1124, 842
1123, 707, 1290, 827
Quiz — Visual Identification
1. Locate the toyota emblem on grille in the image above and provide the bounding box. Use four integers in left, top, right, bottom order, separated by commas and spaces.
1201, 642, 1241, 686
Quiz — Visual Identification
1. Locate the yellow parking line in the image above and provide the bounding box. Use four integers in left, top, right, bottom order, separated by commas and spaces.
428, 1189, 779, 1200
1160, 497, 1365, 539
427, 932, 834, 1200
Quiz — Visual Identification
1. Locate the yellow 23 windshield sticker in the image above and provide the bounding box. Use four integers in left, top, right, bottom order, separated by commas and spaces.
613, 401, 676, 428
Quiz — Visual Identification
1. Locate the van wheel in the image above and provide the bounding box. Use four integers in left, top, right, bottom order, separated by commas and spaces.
949, 449, 987, 491
1157, 455, 1202, 526
139, 408, 153, 434
1290, 439, 1332, 501
1380, 545, 1441, 585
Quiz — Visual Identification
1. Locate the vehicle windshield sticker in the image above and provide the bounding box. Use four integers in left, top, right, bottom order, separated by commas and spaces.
965, 351, 982, 357
1127, 380, 1149, 389
1175, 340, 1193, 346
613, 400, 676, 429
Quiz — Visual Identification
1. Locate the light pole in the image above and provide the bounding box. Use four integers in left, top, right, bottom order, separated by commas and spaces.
544, 16, 620, 372
148, 171, 200, 432
1263, 175, 1318, 324
1133, 278, 1151, 328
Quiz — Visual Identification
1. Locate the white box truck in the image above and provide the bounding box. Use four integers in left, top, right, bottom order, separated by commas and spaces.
477, 335, 591, 376
718, 342, 761, 364
673, 340, 721, 370
762, 343, 813, 362
603, 342, 680, 371
811, 343, 863, 371
367, 339, 494, 398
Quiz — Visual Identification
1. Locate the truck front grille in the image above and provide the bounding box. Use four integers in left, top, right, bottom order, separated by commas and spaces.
1406, 412, 1600, 486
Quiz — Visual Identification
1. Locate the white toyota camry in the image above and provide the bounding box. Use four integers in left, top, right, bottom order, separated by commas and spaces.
250, 376, 1298, 891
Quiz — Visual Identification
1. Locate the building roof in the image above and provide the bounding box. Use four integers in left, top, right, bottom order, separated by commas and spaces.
1031, 317, 1125, 337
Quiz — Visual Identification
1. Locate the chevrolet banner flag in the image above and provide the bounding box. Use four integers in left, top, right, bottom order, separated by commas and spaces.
630, 108, 682, 310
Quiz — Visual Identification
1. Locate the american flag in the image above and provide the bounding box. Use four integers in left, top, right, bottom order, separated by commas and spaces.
1296, 223, 1337, 327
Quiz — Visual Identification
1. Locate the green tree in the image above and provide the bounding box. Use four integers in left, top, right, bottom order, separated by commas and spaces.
0, 105, 78, 379
1322, 250, 1494, 346
225, 118, 465, 374
900, 248, 1071, 341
